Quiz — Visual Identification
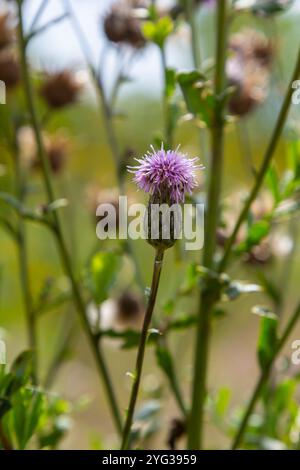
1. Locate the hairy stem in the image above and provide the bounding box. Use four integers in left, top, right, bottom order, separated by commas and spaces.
17, 0, 122, 434
188, 0, 228, 450
232, 300, 300, 449
121, 248, 165, 450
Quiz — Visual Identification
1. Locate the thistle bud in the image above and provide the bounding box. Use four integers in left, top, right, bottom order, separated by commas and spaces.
128, 145, 203, 251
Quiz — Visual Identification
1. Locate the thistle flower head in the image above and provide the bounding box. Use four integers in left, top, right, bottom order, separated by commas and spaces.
128, 146, 202, 203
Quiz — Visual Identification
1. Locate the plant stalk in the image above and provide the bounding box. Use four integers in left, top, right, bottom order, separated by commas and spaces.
188, 0, 227, 450
14, 145, 37, 384
121, 248, 165, 450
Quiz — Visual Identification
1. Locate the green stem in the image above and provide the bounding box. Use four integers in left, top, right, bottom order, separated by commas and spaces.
121, 248, 165, 450
17, 0, 122, 435
13, 132, 37, 384
188, 0, 228, 450
232, 301, 300, 449
219, 46, 300, 273
159, 338, 187, 417
186, 0, 201, 69
160, 46, 173, 149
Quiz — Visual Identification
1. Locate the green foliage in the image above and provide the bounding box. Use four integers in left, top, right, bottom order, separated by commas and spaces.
143, 16, 174, 48
237, 220, 271, 253
255, 309, 278, 370
0, 352, 72, 450
86, 251, 121, 304
177, 71, 215, 127
128, 400, 161, 448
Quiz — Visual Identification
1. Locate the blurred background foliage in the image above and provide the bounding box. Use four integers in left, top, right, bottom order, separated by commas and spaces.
1, 0, 300, 449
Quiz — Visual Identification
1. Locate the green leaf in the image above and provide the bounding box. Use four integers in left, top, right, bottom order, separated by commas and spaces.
165, 68, 177, 99
128, 400, 161, 447
10, 388, 45, 449
167, 313, 197, 331
256, 311, 278, 371
10, 351, 33, 384
222, 281, 261, 301
237, 219, 270, 253
142, 16, 174, 48
155, 344, 176, 384
256, 272, 281, 305
4, 351, 33, 397
88, 251, 120, 304
251, 0, 294, 16
177, 71, 215, 126
214, 387, 231, 418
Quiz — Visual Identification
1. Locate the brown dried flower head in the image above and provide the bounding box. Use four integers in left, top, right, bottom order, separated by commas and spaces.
18, 127, 68, 175
227, 29, 273, 117
44, 137, 68, 174
0, 50, 20, 89
167, 418, 186, 450
40, 70, 83, 109
103, 1, 146, 48
230, 29, 274, 68
228, 65, 269, 116
0, 13, 14, 50
116, 292, 144, 328
95, 291, 145, 333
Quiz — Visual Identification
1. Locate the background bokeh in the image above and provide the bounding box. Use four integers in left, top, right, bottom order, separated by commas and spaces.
1, 0, 300, 449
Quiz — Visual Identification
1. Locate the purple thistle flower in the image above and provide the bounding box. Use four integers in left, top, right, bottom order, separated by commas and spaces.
128, 145, 203, 203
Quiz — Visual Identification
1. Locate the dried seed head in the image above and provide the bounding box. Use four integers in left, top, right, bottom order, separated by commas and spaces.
0, 13, 14, 50
167, 418, 186, 450
18, 127, 68, 174
44, 137, 68, 174
116, 292, 144, 329
103, 1, 146, 48
243, 239, 273, 266
230, 29, 274, 68
228, 66, 269, 116
95, 291, 145, 333
227, 29, 273, 117
0, 50, 20, 89
40, 70, 83, 109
